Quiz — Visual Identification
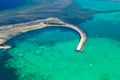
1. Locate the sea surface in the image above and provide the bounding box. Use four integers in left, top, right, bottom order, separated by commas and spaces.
0, 0, 120, 80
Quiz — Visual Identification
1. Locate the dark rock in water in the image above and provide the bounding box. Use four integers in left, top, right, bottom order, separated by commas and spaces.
102, 73, 110, 80
99, 35, 103, 38
63, 3, 95, 25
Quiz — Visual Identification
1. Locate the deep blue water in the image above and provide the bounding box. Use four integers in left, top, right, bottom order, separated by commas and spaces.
6, 27, 79, 47
0, 0, 25, 10
0, 1, 26, 79
0, 50, 17, 80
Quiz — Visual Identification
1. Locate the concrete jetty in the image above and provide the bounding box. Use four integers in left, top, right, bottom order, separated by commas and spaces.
0, 18, 87, 51
64, 24, 87, 51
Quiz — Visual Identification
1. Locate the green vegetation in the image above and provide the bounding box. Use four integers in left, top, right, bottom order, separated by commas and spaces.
49, 23, 65, 25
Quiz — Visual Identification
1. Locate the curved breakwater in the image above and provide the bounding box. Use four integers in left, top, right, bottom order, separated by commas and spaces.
0, 18, 87, 51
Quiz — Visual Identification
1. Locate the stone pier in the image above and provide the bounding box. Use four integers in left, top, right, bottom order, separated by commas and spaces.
0, 18, 87, 51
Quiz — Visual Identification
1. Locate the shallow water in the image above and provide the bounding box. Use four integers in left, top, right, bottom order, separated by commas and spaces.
73, 0, 120, 11
6, 27, 120, 80
0, 0, 120, 80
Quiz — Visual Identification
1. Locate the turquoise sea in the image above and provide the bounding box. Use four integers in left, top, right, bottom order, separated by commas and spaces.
0, 0, 120, 80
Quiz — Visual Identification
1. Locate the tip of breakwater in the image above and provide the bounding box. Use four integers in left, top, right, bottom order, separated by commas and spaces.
0, 44, 12, 50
